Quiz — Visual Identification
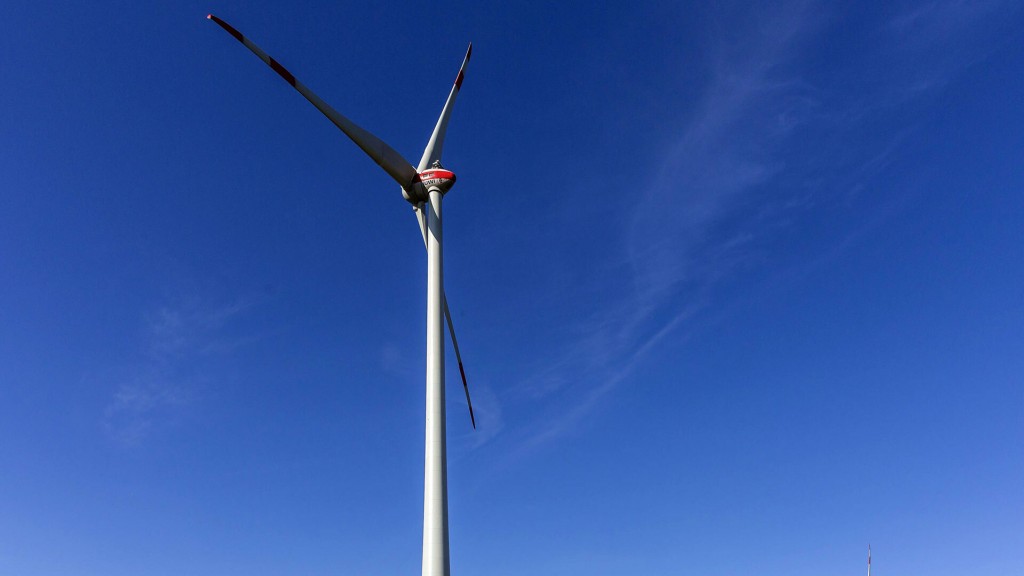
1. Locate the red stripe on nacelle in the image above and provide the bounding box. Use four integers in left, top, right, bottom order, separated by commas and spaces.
417, 170, 455, 181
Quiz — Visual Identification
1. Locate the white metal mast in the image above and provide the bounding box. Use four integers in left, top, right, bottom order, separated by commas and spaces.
422, 191, 449, 576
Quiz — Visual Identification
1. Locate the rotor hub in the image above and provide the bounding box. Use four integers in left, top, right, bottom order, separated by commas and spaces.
403, 168, 457, 203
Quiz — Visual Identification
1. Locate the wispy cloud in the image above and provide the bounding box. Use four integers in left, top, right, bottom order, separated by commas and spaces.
103, 369, 191, 446
503, 0, 1016, 451
504, 3, 824, 450
889, 0, 1006, 41
884, 0, 1015, 95
103, 292, 261, 445
380, 341, 414, 378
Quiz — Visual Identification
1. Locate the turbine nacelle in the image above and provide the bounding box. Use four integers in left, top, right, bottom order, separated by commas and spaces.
404, 168, 457, 203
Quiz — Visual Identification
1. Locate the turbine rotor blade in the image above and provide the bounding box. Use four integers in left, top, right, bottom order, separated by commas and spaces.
417, 43, 472, 171
444, 296, 476, 429
415, 205, 476, 429
208, 15, 418, 189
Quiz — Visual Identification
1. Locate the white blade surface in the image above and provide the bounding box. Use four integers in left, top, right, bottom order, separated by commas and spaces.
417, 43, 472, 172
208, 15, 418, 188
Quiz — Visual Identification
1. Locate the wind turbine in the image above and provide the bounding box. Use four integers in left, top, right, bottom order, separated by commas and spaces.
207, 15, 475, 576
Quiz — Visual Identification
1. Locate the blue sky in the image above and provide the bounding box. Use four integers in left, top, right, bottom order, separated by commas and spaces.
2, 1, 1022, 574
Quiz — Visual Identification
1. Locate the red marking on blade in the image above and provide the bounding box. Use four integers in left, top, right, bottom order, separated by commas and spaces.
269, 57, 296, 86
458, 361, 476, 429
209, 14, 244, 44
455, 70, 465, 89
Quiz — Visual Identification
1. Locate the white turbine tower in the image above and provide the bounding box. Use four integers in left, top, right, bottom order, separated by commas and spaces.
207, 15, 476, 576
